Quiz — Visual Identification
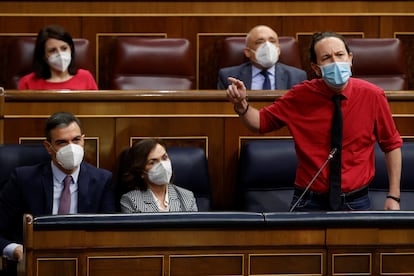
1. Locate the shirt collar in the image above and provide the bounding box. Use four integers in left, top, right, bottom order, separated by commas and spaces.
340, 78, 353, 99
51, 161, 80, 184
319, 78, 353, 100
252, 64, 275, 77
150, 185, 169, 209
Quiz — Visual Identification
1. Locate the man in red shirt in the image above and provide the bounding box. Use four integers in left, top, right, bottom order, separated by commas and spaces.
226, 31, 402, 211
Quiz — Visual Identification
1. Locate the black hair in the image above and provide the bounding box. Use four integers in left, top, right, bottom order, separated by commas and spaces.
45, 111, 82, 142
309, 32, 351, 63
33, 25, 78, 79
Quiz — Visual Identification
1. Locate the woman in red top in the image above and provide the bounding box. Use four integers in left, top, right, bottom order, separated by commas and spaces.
18, 25, 97, 90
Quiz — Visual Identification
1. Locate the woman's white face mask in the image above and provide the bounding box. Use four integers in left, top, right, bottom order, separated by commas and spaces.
47, 51, 71, 72
146, 160, 172, 186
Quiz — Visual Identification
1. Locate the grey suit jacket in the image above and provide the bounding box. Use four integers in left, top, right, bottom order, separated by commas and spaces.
217, 62, 307, 90
120, 184, 198, 213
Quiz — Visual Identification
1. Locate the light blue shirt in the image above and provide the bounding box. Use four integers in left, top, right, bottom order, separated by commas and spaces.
251, 65, 275, 90
51, 162, 80, 215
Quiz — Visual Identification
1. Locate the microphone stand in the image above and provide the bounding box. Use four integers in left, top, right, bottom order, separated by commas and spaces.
289, 148, 337, 212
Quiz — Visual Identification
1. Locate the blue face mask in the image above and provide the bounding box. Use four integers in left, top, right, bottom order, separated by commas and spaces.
319, 62, 352, 88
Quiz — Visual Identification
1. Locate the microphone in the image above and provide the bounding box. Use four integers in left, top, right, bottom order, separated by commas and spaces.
289, 148, 337, 212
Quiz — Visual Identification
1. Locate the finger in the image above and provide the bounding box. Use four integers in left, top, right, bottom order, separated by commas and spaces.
227, 77, 238, 84
227, 86, 237, 99
228, 77, 244, 88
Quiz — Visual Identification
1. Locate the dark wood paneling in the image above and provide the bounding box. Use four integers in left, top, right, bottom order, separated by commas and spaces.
249, 254, 323, 274
37, 259, 77, 276
88, 256, 163, 276
170, 255, 243, 276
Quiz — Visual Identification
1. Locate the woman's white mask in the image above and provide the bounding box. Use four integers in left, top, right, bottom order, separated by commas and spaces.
47, 51, 71, 72
147, 160, 172, 186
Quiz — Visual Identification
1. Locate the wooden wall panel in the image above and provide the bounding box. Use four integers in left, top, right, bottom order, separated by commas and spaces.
37, 259, 77, 276
249, 253, 323, 275
169, 255, 244, 276
283, 16, 381, 37
1, 1, 413, 15
88, 256, 164, 276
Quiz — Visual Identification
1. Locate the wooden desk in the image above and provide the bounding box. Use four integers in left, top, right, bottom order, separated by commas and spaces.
23, 211, 414, 276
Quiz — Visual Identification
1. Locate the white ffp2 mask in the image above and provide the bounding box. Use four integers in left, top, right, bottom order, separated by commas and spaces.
147, 160, 172, 186
253, 41, 279, 68
56, 143, 84, 170
47, 51, 71, 72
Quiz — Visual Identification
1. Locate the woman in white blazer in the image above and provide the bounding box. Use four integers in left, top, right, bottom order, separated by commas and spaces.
120, 138, 198, 213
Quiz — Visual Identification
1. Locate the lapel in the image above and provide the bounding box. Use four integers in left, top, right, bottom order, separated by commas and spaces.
168, 185, 181, 212
274, 63, 287, 89
41, 163, 54, 214
240, 64, 253, 89
77, 162, 90, 213
142, 189, 160, 212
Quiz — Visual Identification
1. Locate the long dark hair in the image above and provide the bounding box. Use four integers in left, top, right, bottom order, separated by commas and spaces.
33, 25, 78, 79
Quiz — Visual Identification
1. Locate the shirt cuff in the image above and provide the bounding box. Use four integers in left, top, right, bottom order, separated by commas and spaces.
3, 243, 20, 260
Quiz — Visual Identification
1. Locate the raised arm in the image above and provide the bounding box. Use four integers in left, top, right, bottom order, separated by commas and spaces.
226, 77, 261, 132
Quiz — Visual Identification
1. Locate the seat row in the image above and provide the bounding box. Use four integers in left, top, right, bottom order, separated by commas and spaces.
4, 36, 408, 91
0, 144, 211, 211
1, 140, 413, 212
239, 139, 414, 211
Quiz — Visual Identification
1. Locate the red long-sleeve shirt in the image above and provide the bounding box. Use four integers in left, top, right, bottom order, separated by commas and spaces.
18, 69, 98, 90
260, 78, 402, 193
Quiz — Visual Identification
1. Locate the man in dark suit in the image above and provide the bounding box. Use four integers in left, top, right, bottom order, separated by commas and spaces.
0, 112, 116, 272
217, 25, 307, 90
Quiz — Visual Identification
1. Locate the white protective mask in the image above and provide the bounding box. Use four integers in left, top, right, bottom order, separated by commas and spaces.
47, 51, 72, 72
56, 144, 84, 170
253, 41, 279, 68
147, 160, 172, 186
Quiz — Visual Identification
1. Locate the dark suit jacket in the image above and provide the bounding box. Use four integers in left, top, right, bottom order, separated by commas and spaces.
217, 62, 307, 90
0, 161, 116, 251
